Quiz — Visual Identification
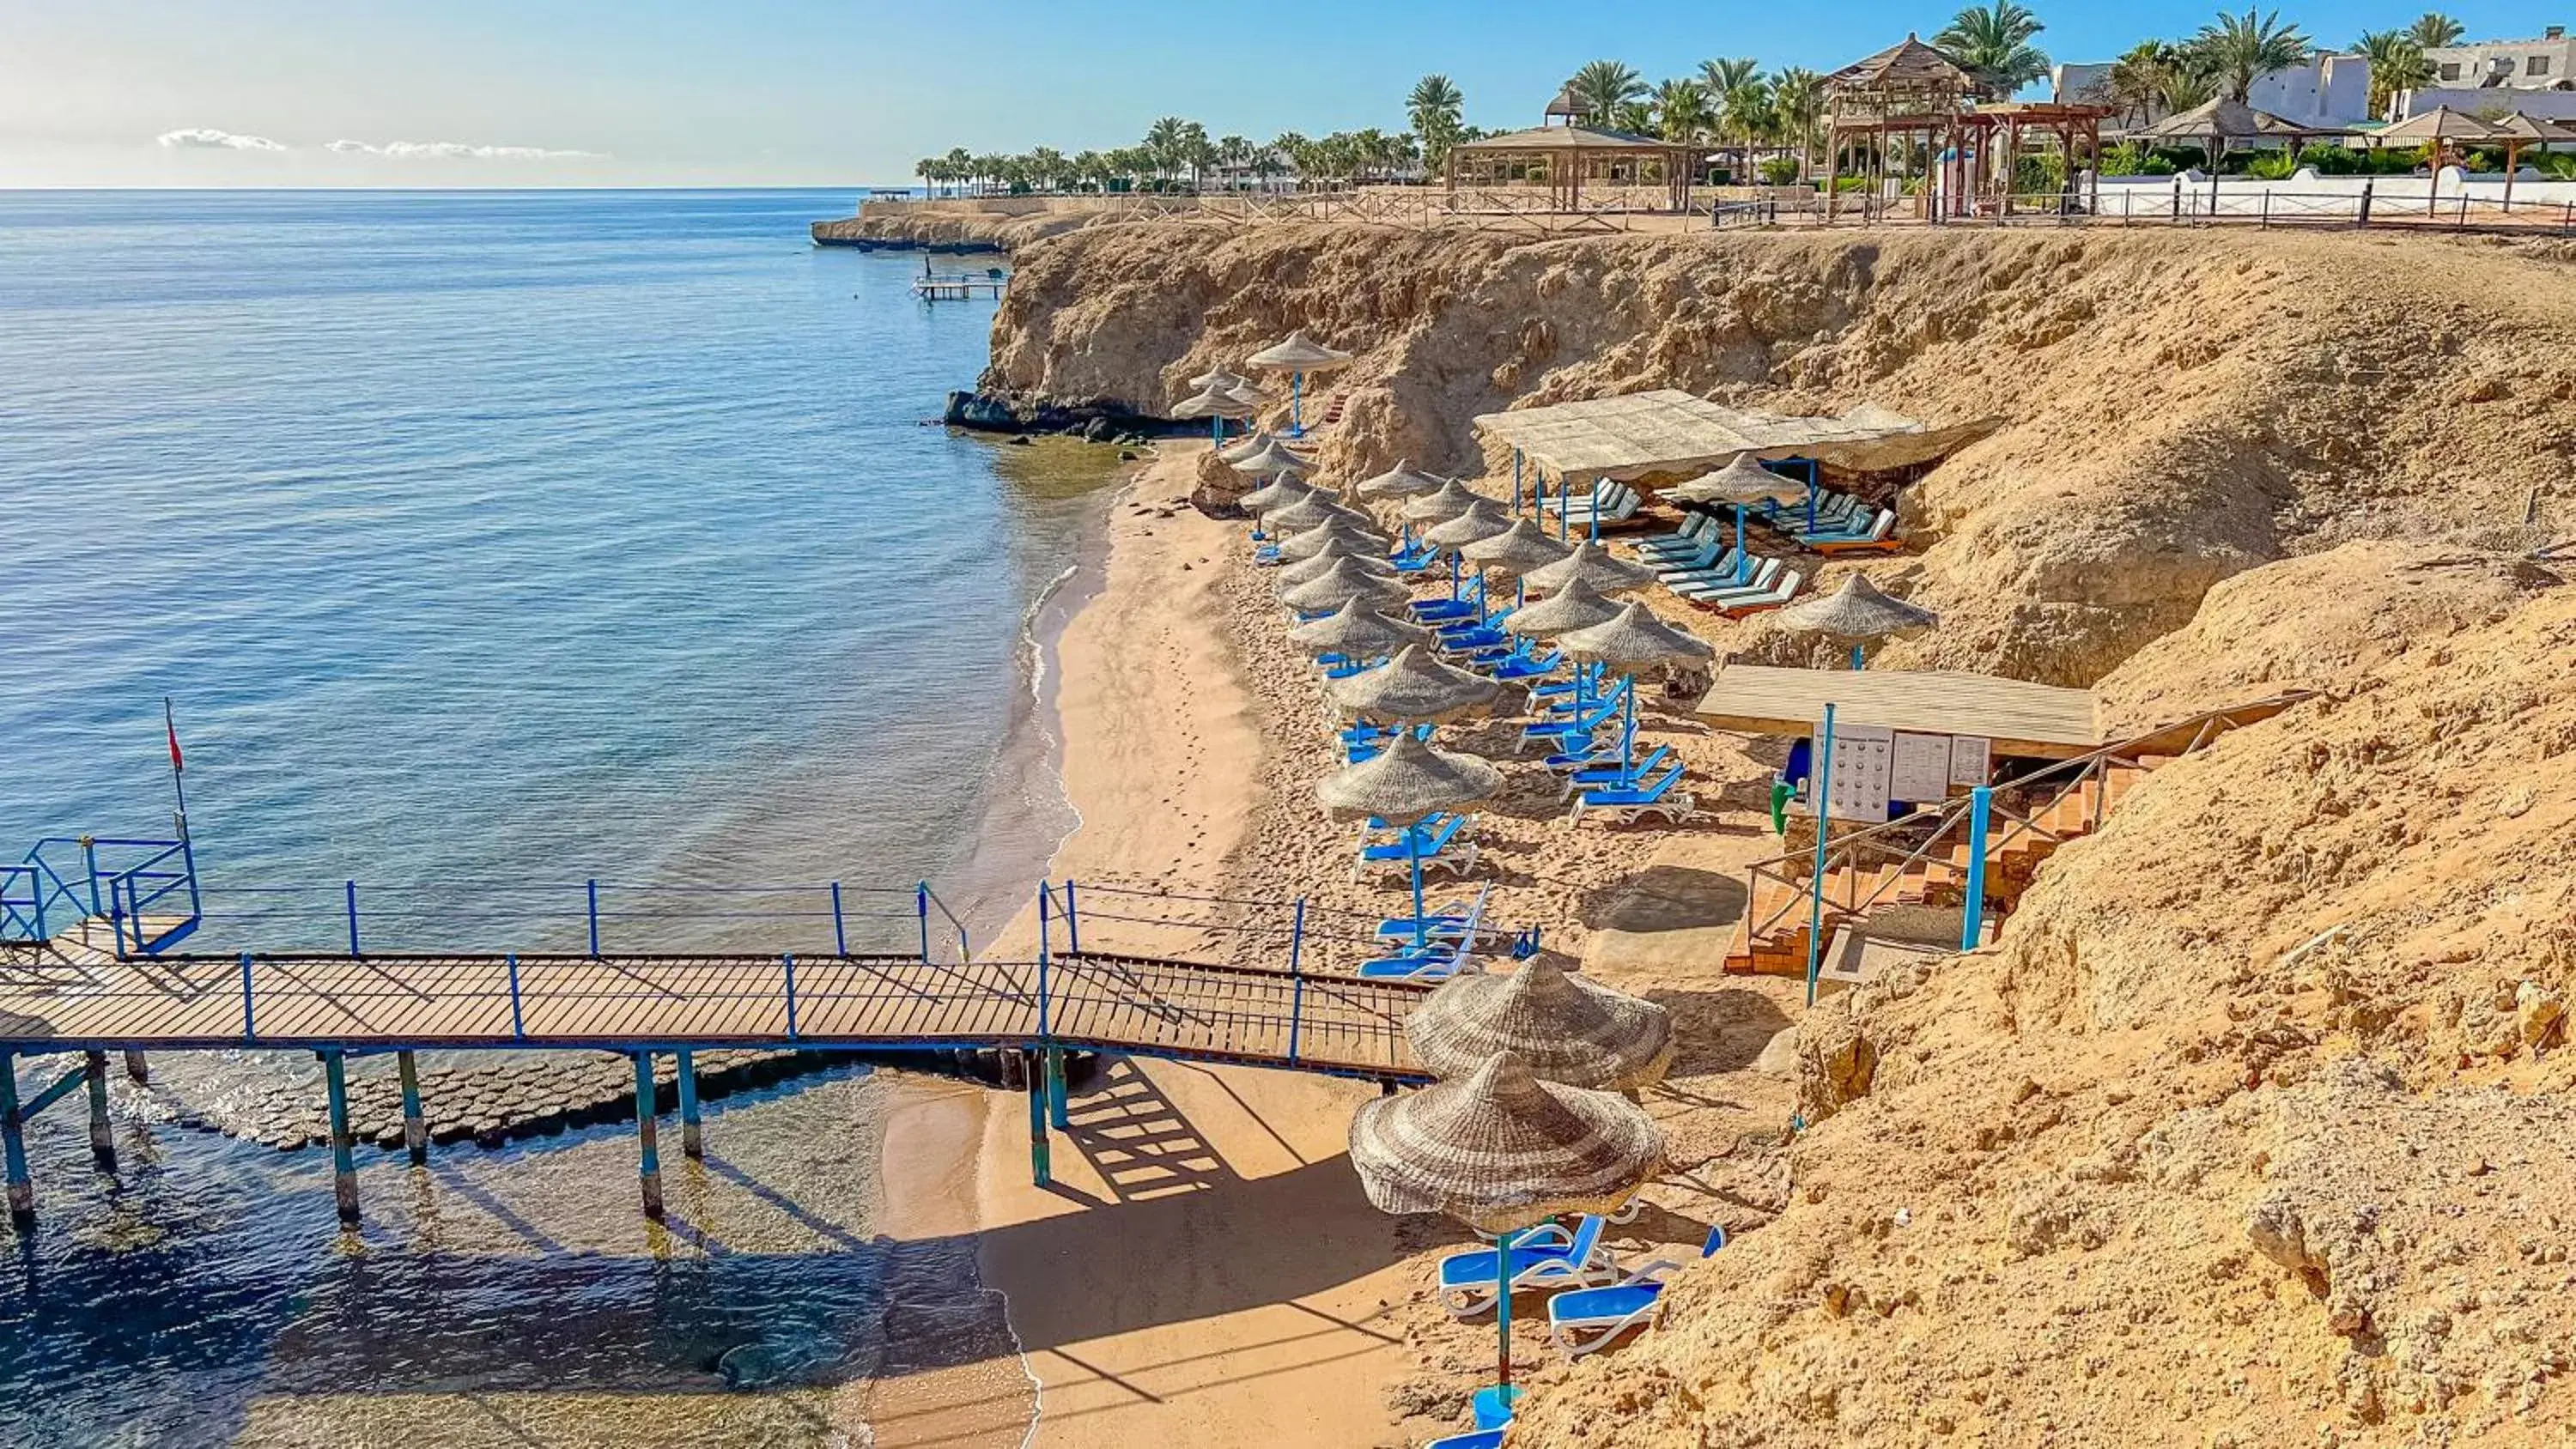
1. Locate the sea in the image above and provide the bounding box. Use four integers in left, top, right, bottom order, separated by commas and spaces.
0, 190, 1116, 1445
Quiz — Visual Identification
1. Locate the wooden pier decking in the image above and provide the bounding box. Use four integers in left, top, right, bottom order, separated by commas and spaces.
0, 948, 1429, 1082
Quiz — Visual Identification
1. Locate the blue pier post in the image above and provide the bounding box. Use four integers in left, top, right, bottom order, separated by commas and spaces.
916, 882, 932, 963
830, 882, 848, 957
1046, 1047, 1069, 1131
506, 955, 525, 1039
344, 881, 361, 958
1512, 449, 1523, 514
1805, 705, 1838, 1008
1, 1052, 31, 1224
83, 1051, 113, 1172
397, 1050, 428, 1165
633, 1052, 665, 1219
1960, 786, 1993, 953
1286, 898, 1307, 1064
1291, 371, 1304, 433
1064, 880, 1080, 955
782, 954, 801, 1039
677, 1049, 703, 1159
586, 879, 601, 957
81, 836, 103, 920
240, 951, 257, 1040
323, 1050, 358, 1225
1026, 1051, 1051, 1188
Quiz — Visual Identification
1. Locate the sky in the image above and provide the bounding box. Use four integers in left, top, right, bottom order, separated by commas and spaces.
3, 0, 2567, 188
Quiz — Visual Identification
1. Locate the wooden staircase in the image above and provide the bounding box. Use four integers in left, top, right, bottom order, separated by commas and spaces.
1724, 758, 2160, 975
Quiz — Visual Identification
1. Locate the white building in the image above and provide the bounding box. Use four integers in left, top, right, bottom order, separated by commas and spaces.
2053, 53, 2374, 129
2419, 28, 2573, 90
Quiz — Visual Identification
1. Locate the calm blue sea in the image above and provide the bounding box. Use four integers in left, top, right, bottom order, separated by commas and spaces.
0, 189, 1106, 951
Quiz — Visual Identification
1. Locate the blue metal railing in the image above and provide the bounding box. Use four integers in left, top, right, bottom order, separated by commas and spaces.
2, 836, 202, 957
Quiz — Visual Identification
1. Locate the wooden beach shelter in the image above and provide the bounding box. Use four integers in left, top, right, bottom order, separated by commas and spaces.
1694, 664, 2100, 762
2127, 95, 2344, 167
2486, 112, 2575, 211
1445, 125, 1704, 215
1820, 37, 2110, 220
2372, 106, 2506, 213
1822, 35, 1978, 221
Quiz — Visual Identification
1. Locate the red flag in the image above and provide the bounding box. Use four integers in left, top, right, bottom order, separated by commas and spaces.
165, 699, 183, 773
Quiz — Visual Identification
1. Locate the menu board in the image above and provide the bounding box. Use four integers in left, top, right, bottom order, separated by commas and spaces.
1822, 722, 1896, 823
1890, 732, 1954, 803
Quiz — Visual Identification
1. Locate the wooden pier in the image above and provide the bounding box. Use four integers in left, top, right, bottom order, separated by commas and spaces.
912, 270, 1007, 301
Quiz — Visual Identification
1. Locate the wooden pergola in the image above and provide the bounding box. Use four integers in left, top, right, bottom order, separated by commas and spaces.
1446, 124, 1704, 212
1820, 35, 2110, 221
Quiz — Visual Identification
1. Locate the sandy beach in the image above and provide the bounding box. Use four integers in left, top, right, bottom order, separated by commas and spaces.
862, 443, 1807, 1449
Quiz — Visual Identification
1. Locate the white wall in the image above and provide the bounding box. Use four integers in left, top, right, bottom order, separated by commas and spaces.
2394, 86, 2576, 120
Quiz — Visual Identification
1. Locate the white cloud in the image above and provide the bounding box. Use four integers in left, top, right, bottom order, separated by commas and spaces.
156, 128, 288, 152
328, 139, 604, 161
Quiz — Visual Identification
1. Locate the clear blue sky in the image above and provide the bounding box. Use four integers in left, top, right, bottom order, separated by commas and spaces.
3, 0, 2563, 186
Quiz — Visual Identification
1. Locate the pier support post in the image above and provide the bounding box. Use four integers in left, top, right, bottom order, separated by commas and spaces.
1960, 786, 1994, 953
397, 1051, 428, 1166
2, 1052, 32, 1226
634, 1052, 665, 1219
1025, 1050, 1051, 1189
1045, 1047, 1069, 1131
123, 1050, 149, 1085
677, 1049, 703, 1159
322, 1050, 358, 1225
83, 1051, 114, 1172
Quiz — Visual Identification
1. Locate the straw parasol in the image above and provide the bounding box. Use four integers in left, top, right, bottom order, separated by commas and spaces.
1281, 558, 1411, 614
1188, 366, 1255, 392
1522, 539, 1656, 597
1219, 429, 1311, 465
1317, 727, 1505, 824
1224, 380, 1273, 411
1275, 518, 1389, 563
1171, 382, 1257, 421
2487, 112, 2575, 209
1775, 574, 1937, 641
1557, 603, 1716, 669
1499, 576, 1621, 640
1286, 598, 1436, 658
1239, 474, 1318, 514
2374, 106, 2506, 212
1663, 454, 1806, 507
1324, 645, 1501, 725
1354, 460, 1449, 501
1278, 543, 1397, 586
1400, 479, 1492, 524
1227, 438, 1315, 477
1408, 961, 1675, 1093
1246, 331, 1355, 372
1347, 1048, 1665, 1398
1267, 494, 1369, 535
1458, 518, 1574, 579
1420, 500, 1514, 551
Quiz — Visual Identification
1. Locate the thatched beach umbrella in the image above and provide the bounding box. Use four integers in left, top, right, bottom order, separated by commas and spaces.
1287, 598, 1435, 659
1188, 366, 1255, 392
1401, 479, 1492, 524
1171, 380, 1258, 445
1281, 557, 1411, 615
1318, 729, 1507, 946
2486, 112, 2575, 210
1664, 454, 1807, 586
1227, 438, 1315, 478
1355, 459, 1449, 502
1776, 573, 1937, 668
1408, 960, 1675, 1093
1460, 518, 1575, 581
1275, 518, 1388, 563
1499, 575, 1620, 640
1279, 543, 1397, 587
1245, 330, 1354, 435
1348, 1049, 1665, 1391
1557, 603, 1716, 783
1239, 473, 1318, 514
1224, 380, 1273, 412
1219, 429, 1311, 466
2371, 106, 2506, 214
1267, 494, 1368, 535
1421, 500, 1513, 551
1522, 539, 1656, 598
1324, 644, 1501, 726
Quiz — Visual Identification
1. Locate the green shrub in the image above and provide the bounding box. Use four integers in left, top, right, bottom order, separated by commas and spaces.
2244, 152, 2298, 180
1756, 155, 1801, 185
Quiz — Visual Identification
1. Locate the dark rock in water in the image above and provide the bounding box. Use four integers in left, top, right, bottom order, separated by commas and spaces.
717, 1343, 787, 1390
942, 389, 1024, 431
1007, 434, 1033, 446
941, 388, 1198, 440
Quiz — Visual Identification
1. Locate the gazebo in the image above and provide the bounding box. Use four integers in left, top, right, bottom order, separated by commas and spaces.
1446, 125, 1704, 213
1820, 35, 2111, 221
1545, 86, 1584, 127
1823, 34, 1979, 221
2127, 95, 2346, 166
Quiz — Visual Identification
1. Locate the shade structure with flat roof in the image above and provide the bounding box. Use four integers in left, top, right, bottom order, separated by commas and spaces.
1475, 390, 1966, 488
1445, 124, 1704, 212
1694, 664, 2100, 760
1408, 961, 1675, 1094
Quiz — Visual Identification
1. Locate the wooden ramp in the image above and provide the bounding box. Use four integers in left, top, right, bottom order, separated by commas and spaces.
0, 949, 1431, 1083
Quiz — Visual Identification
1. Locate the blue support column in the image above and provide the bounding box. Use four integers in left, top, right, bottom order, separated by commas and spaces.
916, 882, 932, 962
323, 1049, 358, 1225
586, 879, 602, 957
1806, 704, 1838, 1009
344, 881, 361, 958
1512, 449, 1523, 513
398, 1050, 428, 1165
2, 1052, 32, 1225
1046, 1047, 1069, 1131
1064, 880, 1080, 955
240, 951, 257, 1040
83, 1051, 113, 1172
830, 882, 848, 957
1960, 786, 1994, 952
1026, 1051, 1051, 1188
677, 1048, 703, 1159
634, 1052, 665, 1219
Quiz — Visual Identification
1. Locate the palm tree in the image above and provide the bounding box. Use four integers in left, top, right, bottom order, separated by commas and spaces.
1409, 74, 1467, 172
1270, 131, 1309, 191
1718, 79, 1776, 179
2188, 9, 2311, 103
2104, 40, 2181, 126
2160, 66, 2216, 114
1698, 58, 1761, 99
1566, 60, 1648, 126
1143, 117, 1189, 185
1770, 67, 1826, 177
1935, 2, 2052, 96
1654, 77, 1715, 142
2355, 30, 2437, 118
2404, 11, 2464, 49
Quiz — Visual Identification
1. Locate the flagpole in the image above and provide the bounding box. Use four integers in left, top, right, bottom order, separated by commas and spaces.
164, 698, 190, 838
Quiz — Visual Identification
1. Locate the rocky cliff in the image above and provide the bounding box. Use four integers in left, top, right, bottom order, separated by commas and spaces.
984, 221, 2576, 685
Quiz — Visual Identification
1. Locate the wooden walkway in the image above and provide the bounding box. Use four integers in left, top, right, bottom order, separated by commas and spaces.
0, 949, 1431, 1082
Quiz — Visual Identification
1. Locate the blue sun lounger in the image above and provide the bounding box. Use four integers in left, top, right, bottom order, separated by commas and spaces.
1546, 1224, 1728, 1358
1568, 760, 1693, 826
1352, 814, 1479, 882
1558, 745, 1674, 799
1635, 512, 1720, 559
1437, 1213, 1618, 1318
1422, 1432, 1504, 1449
